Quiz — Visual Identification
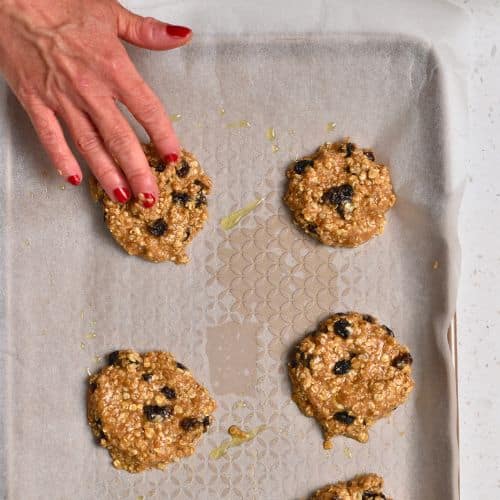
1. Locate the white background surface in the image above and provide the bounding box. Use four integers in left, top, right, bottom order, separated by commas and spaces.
457, 0, 500, 498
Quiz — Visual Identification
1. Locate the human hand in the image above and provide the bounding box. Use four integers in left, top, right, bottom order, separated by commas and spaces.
0, 0, 191, 206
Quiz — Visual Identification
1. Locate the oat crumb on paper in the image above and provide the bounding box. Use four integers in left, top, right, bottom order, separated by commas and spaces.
433, 260, 440, 269
310, 473, 391, 500
284, 140, 396, 247
87, 350, 216, 473
90, 143, 212, 264
288, 312, 414, 449
232, 400, 248, 410
227, 120, 251, 129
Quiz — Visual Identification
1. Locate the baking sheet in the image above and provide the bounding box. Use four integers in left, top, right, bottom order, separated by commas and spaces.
0, 1, 470, 499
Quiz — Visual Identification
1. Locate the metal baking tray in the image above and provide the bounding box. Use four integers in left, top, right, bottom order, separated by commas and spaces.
0, 34, 459, 499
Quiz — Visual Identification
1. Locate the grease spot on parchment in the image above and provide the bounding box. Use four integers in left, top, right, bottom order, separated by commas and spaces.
206, 322, 258, 396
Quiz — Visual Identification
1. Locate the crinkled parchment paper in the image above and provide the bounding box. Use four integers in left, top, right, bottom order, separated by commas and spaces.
0, 1, 470, 498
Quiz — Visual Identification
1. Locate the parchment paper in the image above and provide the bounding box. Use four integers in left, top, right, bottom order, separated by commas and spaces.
0, 1, 470, 499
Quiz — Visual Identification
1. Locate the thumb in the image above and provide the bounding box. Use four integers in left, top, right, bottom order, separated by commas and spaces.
116, 7, 192, 51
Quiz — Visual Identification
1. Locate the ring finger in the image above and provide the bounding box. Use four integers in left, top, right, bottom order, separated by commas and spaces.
59, 102, 132, 204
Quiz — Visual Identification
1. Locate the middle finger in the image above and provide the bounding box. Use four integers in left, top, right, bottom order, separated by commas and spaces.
87, 98, 159, 208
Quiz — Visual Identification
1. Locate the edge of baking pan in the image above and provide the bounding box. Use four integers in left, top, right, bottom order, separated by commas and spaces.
449, 314, 460, 498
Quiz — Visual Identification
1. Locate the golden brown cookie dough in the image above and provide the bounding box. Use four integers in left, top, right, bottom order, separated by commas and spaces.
288, 312, 414, 449
90, 143, 212, 263
87, 350, 216, 473
310, 473, 390, 500
283, 141, 396, 247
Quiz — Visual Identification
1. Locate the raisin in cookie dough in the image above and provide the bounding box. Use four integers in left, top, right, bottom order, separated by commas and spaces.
283, 141, 396, 247
87, 350, 216, 473
90, 143, 212, 264
288, 312, 414, 449
310, 473, 390, 500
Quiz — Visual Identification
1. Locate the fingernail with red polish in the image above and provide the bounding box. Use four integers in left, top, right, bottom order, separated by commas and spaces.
139, 192, 156, 208
67, 174, 81, 186
165, 153, 178, 164
166, 24, 192, 38
113, 187, 131, 204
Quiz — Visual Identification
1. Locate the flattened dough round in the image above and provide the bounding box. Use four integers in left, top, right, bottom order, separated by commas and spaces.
90, 143, 212, 263
284, 141, 396, 247
88, 350, 216, 473
288, 312, 414, 449
311, 473, 390, 500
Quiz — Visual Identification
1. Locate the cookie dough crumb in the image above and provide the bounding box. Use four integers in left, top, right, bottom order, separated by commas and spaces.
310, 473, 390, 500
288, 312, 414, 448
87, 350, 216, 473
228, 425, 250, 439
284, 140, 396, 247
90, 143, 212, 264
210, 424, 266, 459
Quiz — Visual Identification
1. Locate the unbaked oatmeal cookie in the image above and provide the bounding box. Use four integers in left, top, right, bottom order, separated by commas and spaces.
311, 473, 390, 500
87, 350, 216, 473
90, 143, 212, 263
283, 141, 395, 247
288, 312, 414, 449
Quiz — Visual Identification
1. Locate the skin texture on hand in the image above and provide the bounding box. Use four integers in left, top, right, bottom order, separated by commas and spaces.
0, 0, 192, 205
